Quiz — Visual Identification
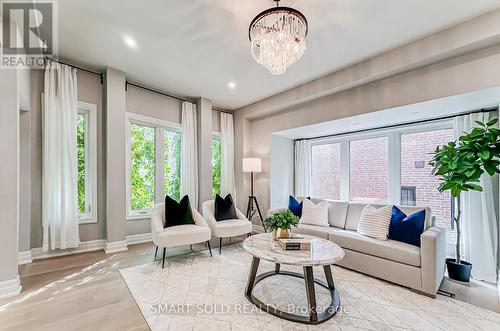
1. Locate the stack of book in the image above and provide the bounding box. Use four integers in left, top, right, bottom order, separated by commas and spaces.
278, 237, 311, 251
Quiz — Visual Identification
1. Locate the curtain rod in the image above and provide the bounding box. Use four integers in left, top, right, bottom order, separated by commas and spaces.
44, 56, 104, 84
125, 81, 232, 114
295, 107, 498, 142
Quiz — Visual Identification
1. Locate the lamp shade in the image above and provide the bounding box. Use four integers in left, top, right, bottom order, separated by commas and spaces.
242, 157, 261, 173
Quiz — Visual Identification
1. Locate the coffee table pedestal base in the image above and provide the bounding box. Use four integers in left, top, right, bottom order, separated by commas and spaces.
245, 257, 340, 325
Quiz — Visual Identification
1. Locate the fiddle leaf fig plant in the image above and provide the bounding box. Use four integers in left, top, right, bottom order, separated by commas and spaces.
264, 210, 299, 231
430, 118, 500, 264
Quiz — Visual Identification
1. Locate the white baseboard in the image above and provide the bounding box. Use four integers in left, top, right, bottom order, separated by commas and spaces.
31, 239, 106, 260
0, 275, 22, 300
126, 233, 152, 245
105, 240, 128, 254
18, 251, 32, 265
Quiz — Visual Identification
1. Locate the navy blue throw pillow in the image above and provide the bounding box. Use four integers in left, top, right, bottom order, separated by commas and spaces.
288, 196, 303, 217
389, 206, 426, 247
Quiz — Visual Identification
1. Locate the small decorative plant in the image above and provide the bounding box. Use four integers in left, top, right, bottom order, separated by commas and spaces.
265, 211, 299, 240
430, 118, 500, 281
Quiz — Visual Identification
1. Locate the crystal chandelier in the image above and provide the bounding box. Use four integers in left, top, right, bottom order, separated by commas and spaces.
249, 0, 308, 75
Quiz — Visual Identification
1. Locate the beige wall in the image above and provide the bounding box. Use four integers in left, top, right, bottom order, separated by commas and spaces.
234, 10, 500, 220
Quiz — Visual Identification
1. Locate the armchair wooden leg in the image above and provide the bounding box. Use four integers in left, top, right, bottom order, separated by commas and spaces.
154, 246, 158, 261
207, 240, 213, 257
162, 247, 166, 269
219, 237, 222, 255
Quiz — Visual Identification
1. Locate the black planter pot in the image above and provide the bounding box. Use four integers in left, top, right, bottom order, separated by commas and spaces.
446, 258, 472, 282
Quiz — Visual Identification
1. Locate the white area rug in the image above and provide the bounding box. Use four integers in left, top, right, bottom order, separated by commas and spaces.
120, 244, 500, 331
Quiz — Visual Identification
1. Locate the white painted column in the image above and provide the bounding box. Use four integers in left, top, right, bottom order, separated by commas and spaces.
196, 97, 213, 209
104, 67, 128, 253
0, 69, 22, 299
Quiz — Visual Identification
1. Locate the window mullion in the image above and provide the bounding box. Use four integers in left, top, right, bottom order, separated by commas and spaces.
340, 141, 350, 201
388, 132, 401, 205
155, 127, 165, 204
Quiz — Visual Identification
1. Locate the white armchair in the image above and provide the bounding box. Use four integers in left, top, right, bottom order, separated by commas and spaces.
202, 200, 253, 254
151, 203, 212, 268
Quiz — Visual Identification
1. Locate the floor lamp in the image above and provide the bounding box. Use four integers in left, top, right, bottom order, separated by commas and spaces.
243, 157, 266, 232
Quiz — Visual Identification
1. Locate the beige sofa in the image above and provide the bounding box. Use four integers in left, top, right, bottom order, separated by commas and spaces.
270, 197, 446, 297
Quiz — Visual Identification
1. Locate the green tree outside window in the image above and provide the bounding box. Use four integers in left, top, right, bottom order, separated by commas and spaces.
77, 112, 87, 214
212, 138, 221, 197
164, 130, 181, 201
130, 124, 156, 210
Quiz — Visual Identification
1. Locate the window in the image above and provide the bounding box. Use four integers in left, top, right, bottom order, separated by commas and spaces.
349, 136, 389, 204
311, 143, 341, 199
164, 130, 181, 201
126, 113, 182, 219
212, 136, 221, 197
400, 129, 454, 229
401, 186, 416, 206
129, 123, 156, 212
76, 102, 97, 223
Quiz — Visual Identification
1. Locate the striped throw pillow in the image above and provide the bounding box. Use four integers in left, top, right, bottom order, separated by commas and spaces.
357, 205, 392, 240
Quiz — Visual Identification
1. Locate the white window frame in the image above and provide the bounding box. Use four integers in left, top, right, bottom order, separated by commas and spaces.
77, 101, 98, 224
308, 119, 453, 205
125, 112, 181, 220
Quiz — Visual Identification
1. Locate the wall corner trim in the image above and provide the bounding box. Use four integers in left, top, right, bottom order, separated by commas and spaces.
104, 240, 128, 254
126, 233, 152, 245
0, 275, 22, 300
18, 251, 32, 265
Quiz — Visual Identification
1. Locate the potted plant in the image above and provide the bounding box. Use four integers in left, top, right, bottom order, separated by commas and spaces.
430, 118, 500, 282
264, 210, 300, 240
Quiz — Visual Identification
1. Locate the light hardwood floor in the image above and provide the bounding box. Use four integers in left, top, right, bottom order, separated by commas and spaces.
1, 238, 499, 330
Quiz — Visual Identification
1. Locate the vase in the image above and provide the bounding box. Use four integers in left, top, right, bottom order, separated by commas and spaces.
272, 228, 291, 240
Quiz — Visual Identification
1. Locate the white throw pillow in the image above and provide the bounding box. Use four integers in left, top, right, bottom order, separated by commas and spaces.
357, 205, 392, 240
300, 199, 330, 227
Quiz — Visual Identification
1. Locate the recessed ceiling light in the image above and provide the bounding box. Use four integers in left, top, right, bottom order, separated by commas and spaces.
228, 81, 236, 90
123, 35, 138, 50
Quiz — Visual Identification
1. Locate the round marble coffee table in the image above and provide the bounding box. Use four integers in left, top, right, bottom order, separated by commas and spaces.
242, 233, 345, 325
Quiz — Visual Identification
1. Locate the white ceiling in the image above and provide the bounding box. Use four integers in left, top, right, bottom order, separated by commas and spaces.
58, 0, 500, 109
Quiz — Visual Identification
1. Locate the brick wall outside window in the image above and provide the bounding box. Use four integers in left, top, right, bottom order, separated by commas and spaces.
349, 137, 389, 204
310, 129, 454, 230
401, 129, 454, 229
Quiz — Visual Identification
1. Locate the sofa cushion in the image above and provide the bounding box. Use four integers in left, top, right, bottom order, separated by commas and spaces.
212, 219, 252, 238
310, 198, 348, 228
300, 199, 330, 227
288, 195, 304, 217
345, 202, 386, 231
330, 229, 421, 267
357, 205, 392, 240
294, 224, 341, 240
156, 224, 211, 247
389, 206, 426, 247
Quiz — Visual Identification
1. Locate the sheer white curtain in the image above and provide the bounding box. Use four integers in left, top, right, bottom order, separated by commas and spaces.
181, 102, 198, 208
220, 112, 236, 198
42, 62, 80, 251
454, 113, 498, 282
294, 140, 311, 197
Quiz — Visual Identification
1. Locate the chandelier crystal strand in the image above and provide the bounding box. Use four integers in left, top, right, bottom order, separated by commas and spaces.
249, 6, 307, 75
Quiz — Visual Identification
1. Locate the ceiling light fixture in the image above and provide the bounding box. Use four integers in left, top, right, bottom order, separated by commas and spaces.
228, 81, 236, 90
123, 35, 138, 50
249, 0, 308, 75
